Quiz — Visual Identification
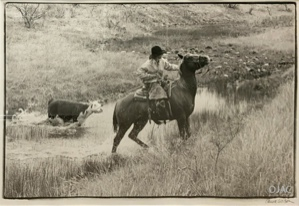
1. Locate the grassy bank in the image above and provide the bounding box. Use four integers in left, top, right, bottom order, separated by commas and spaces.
5, 4, 295, 114
6, 23, 294, 114
4, 80, 294, 197
67, 80, 294, 197
201, 24, 295, 102
6, 20, 145, 112
4, 154, 139, 197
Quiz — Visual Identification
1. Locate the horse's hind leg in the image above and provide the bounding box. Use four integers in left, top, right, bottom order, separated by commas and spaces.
186, 118, 191, 138
128, 119, 149, 148
112, 124, 131, 153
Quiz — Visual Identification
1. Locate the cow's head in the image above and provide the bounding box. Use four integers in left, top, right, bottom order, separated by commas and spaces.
88, 100, 104, 113
77, 100, 105, 126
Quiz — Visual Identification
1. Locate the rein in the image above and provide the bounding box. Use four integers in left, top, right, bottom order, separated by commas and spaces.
196, 67, 210, 77
123, 85, 143, 94
126, 60, 209, 96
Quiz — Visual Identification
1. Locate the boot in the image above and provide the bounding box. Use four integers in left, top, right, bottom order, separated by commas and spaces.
156, 99, 170, 121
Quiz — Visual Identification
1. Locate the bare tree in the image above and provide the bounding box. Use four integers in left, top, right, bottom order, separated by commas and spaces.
248, 7, 254, 15
209, 112, 243, 195
90, 5, 98, 16
284, 4, 292, 12
13, 3, 46, 28
224, 4, 239, 9
266, 6, 272, 16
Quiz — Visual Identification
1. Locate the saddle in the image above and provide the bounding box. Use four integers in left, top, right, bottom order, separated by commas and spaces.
134, 81, 174, 124
134, 88, 148, 101
134, 81, 172, 101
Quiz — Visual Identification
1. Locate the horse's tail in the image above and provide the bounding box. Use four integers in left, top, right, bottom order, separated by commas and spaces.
113, 104, 118, 133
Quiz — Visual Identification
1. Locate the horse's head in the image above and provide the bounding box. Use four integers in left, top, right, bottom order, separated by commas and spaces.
178, 53, 210, 74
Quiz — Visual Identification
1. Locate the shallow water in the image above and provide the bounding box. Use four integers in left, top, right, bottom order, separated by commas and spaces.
5, 88, 227, 159
195, 87, 226, 113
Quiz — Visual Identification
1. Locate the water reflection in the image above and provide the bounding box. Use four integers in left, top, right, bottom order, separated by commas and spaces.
47, 126, 88, 139
5, 88, 234, 158
6, 88, 228, 141
194, 87, 226, 113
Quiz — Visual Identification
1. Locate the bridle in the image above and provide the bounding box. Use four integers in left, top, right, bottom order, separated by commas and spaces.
181, 58, 209, 74
196, 67, 210, 77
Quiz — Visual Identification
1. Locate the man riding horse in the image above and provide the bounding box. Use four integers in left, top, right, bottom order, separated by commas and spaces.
136, 46, 179, 120
112, 49, 210, 153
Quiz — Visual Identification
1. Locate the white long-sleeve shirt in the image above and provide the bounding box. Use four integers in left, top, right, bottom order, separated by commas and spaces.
137, 58, 179, 83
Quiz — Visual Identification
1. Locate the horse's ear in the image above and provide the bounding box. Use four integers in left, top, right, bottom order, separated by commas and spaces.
178, 54, 183, 59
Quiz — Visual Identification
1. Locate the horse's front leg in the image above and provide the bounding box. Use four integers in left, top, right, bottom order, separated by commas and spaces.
177, 117, 189, 140
186, 117, 191, 138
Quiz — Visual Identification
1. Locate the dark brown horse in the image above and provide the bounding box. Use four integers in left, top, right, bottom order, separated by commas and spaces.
112, 53, 210, 153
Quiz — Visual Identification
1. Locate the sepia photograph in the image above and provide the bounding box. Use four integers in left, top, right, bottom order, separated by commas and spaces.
2, 1, 296, 201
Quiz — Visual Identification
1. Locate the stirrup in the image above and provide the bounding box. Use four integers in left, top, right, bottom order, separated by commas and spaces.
156, 100, 166, 108
167, 100, 173, 118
